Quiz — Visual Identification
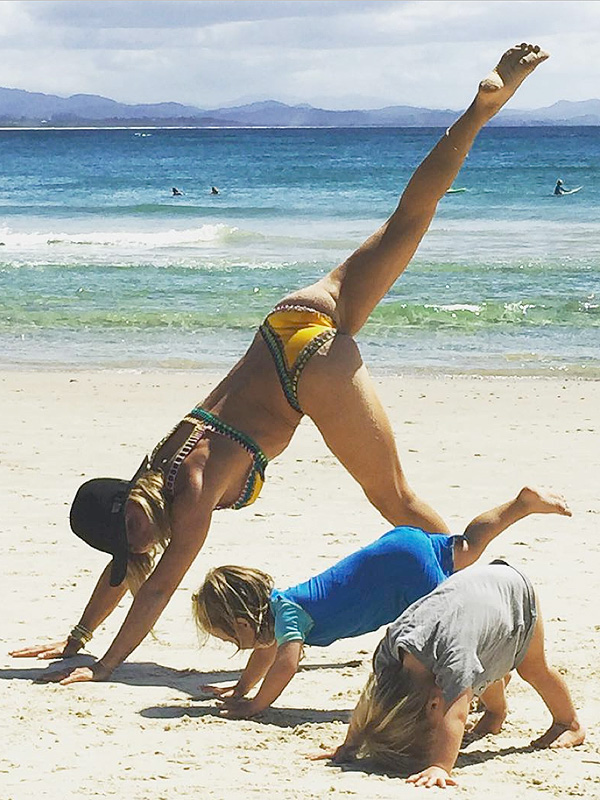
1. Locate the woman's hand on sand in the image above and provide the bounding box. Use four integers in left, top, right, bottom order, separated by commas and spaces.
406, 766, 457, 789
9, 638, 83, 660
35, 660, 112, 686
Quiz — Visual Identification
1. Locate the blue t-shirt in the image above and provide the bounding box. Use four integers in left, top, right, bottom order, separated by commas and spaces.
270, 526, 455, 647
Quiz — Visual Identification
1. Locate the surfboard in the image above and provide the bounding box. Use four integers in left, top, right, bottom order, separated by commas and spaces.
446, 187, 467, 194
555, 186, 582, 196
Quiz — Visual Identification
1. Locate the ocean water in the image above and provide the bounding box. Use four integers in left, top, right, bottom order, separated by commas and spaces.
0, 126, 598, 376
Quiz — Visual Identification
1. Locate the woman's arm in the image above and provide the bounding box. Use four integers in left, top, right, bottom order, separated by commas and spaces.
220, 639, 302, 718
10, 563, 127, 661
97, 532, 207, 672
45, 483, 214, 685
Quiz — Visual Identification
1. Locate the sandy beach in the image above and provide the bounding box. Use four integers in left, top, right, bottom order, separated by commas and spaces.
2, 368, 599, 800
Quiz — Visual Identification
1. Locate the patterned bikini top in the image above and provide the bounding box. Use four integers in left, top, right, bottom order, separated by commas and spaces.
150, 406, 269, 510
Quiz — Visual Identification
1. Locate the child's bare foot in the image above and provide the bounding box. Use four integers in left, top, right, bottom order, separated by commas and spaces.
464, 709, 506, 741
475, 43, 549, 117
532, 720, 586, 749
516, 486, 572, 517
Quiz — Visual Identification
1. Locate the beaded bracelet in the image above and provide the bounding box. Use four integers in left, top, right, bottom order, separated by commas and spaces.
68, 623, 93, 645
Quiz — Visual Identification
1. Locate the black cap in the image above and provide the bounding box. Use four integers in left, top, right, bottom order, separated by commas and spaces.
69, 478, 130, 586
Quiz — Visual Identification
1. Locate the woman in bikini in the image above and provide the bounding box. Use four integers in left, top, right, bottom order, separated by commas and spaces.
10, 44, 549, 685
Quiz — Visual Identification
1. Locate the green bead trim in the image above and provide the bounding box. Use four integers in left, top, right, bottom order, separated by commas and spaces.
259, 320, 301, 412
187, 407, 268, 475
259, 319, 337, 413
290, 328, 337, 401
231, 469, 257, 510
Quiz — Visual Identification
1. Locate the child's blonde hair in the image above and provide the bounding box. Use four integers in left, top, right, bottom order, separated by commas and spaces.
351, 662, 432, 773
125, 468, 172, 595
192, 565, 275, 648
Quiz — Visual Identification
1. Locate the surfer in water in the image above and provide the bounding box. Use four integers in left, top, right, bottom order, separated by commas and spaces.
554, 179, 566, 195
554, 179, 581, 196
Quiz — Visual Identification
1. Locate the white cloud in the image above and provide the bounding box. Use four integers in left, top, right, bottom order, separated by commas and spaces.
0, 1, 598, 109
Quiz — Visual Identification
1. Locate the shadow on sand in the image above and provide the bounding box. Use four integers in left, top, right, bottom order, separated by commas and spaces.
140, 700, 351, 727
1, 656, 364, 698
315, 741, 539, 780
1, 658, 237, 695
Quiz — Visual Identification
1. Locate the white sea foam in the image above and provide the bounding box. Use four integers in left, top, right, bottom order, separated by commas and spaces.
424, 303, 483, 314
0, 223, 237, 250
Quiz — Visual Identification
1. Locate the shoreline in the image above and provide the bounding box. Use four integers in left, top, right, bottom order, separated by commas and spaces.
2, 362, 599, 380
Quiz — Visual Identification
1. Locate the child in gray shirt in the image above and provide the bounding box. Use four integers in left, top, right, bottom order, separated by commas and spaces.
322, 561, 585, 788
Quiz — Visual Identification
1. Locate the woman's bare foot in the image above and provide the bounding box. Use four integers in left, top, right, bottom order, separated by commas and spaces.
476, 43, 549, 117
516, 486, 572, 517
532, 720, 586, 749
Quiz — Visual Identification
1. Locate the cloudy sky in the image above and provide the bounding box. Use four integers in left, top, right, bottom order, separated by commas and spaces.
1, 0, 597, 110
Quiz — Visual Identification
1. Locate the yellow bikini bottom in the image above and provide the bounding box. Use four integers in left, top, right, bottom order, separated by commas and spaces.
259, 305, 337, 413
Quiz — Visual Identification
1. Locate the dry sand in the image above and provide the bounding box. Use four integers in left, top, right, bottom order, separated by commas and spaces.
2, 369, 599, 800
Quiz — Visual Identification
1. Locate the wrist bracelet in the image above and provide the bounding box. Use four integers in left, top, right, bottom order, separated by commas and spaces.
69, 623, 94, 645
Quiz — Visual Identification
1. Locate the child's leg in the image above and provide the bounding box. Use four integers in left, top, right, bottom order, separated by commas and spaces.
467, 677, 509, 738
453, 487, 571, 571
283, 44, 549, 335
516, 607, 585, 748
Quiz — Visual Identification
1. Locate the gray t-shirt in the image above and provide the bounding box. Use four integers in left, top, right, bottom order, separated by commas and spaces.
373, 561, 537, 704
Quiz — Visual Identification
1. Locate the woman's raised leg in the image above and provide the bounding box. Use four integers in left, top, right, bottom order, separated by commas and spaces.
298, 334, 451, 533
284, 44, 549, 334
297, 45, 549, 534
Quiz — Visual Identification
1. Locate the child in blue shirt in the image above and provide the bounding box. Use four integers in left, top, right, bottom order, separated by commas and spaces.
193, 487, 569, 718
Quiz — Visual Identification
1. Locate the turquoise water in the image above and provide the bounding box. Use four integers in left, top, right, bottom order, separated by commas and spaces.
0, 126, 598, 375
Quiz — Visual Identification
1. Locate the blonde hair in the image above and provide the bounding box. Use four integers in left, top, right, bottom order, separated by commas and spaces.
125, 468, 172, 595
192, 565, 275, 649
351, 663, 432, 773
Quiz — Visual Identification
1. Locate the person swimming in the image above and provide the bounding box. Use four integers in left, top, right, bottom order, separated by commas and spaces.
172, 187, 184, 196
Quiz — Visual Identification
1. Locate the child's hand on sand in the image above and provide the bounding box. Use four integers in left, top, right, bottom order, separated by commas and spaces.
201, 683, 242, 700
217, 696, 259, 719
9, 638, 83, 660
407, 766, 457, 789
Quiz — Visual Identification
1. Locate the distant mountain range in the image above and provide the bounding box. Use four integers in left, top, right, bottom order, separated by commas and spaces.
1, 87, 600, 127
